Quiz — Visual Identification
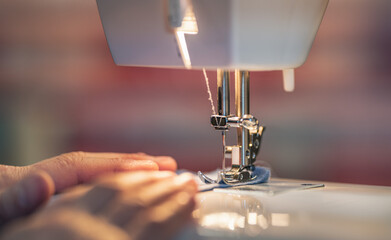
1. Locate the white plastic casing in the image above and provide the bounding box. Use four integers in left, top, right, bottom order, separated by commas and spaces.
96, 0, 328, 71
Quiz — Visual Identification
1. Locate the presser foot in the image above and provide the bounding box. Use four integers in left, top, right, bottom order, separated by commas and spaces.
197, 171, 222, 184
198, 166, 257, 185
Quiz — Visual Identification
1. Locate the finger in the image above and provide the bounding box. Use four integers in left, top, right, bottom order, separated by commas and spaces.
45, 185, 93, 209
134, 173, 197, 207
151, 156, 177, 171
146, 190, 196, 240
104, 173, 197, 227
79, 152, 151, 160
81, 152, 178, 171
102, 201, 141, 228
127, 185, 196, 240
0, 171, 54, 224
77, 171, 176, 214
94, 171, 176, 191
0, 165, 28, 189
31, 152, 160, 192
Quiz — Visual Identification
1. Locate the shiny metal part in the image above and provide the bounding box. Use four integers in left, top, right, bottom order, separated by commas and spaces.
235, 70, 250, 116
201, 70, 265, 185
217, 69, 230, 116
221, 168, 257, 184
235, 70, 251, 167
198, 171, 221, 184
198, 168, 257, 185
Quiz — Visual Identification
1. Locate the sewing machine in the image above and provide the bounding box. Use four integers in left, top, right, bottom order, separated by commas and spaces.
96, 1, 391, 239
96, 0, 328, 184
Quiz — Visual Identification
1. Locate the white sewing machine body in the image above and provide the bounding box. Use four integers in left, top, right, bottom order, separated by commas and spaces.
190, 179, 391, 240
97, 0, 328, 70
96, 1, 391, 239
97, 0, 330, 184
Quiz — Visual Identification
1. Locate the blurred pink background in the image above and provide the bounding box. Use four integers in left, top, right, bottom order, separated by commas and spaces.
0, 0, 390, 186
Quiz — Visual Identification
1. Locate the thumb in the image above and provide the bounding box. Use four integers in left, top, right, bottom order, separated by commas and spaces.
0, 170, 55, 225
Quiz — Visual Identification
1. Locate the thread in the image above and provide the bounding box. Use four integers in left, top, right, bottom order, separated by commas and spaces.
202, 68, 216, 115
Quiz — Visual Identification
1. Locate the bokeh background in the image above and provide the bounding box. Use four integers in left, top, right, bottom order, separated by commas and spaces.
0, 0, 390, 186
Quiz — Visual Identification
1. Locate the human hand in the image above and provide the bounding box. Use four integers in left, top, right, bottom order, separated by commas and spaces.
0, 152, 177, 224
1, 171, 197, 240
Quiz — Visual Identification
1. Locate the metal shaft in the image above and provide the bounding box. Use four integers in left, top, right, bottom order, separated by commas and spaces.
235, 70, 250, 167
217, 69, 230, 170
217, 69, 230, 116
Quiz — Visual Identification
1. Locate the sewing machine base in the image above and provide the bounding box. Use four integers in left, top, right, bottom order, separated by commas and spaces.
182, 179, 391, 240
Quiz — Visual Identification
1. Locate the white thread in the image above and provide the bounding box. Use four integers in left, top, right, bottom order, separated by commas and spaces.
202, 68, 216, 115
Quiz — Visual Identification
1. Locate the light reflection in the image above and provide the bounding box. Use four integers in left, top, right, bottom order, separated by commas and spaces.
258, 214, 269, 229
247, 212, 258, 225
176, 6, 198, 34
200, 212, 245, 231
195, 193, 291, 235
175, 5, 198, 69
175, 31, 192, 68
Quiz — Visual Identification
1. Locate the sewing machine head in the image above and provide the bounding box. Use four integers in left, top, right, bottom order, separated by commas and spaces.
96, 0, 329, 184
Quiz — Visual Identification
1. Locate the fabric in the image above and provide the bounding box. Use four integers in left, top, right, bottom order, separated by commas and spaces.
178, 166, 271, 192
